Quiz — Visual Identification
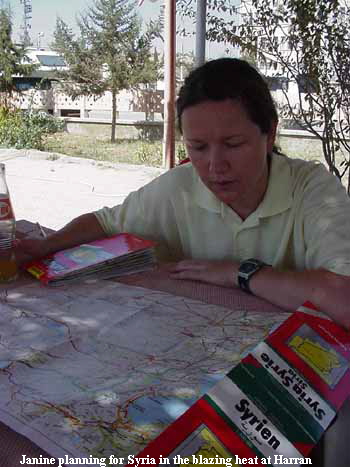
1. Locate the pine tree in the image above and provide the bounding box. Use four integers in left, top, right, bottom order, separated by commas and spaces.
52, 0, 161, 142
0, 8, 36, 108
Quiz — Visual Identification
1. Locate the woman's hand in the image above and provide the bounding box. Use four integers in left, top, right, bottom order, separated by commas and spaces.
15, 213, 106, 267
167, 259, 238, 288
14, 237, 53, 266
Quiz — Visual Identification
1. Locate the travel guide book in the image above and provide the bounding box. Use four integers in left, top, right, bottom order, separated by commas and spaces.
25, 233, 156, 285
133, 303, 350, 466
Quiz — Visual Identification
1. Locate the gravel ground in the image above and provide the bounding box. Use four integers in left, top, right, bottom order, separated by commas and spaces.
0, 148, 164, 230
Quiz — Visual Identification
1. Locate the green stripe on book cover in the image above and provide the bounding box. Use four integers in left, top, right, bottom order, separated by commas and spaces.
226, 362, 320, 445
248, 341, 335, 431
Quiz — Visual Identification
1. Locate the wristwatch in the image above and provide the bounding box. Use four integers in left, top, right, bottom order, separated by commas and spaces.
238, 258, 266, 294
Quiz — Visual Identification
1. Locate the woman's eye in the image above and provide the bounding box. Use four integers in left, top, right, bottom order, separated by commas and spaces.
189, 145, 206, 152
225, 142, 243, 148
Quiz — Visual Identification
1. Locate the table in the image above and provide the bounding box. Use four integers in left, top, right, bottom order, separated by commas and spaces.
0, 221, 348, 467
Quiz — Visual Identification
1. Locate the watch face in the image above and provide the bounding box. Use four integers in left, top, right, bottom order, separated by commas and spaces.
240, 262, 258, 274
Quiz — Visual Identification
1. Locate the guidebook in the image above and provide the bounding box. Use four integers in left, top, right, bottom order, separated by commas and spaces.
133, 303, 350, 467
25, 233, 156, 285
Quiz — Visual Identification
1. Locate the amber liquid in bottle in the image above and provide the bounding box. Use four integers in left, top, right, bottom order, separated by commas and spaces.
0, 163, 17, 282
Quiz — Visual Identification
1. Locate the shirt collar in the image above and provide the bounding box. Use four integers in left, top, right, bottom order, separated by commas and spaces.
191, 153, 293, 219
253, 153, 293, 219
192, 167, 221, 213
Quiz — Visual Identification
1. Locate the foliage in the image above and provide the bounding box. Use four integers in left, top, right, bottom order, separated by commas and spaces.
23, 111, 65, 135
238, 0, 350, 193
0, 8, 37, 107
134, 141, 187, 166
178, 0, 350, 194
176, 51, 195, 85
177, 0, 239, 44
176, 142, 187, 162
135, 140, 163, 165
0, 108, 64, 150
51, 0, 162, 143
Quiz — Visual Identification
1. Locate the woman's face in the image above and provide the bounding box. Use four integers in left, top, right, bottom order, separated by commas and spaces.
181, 98, 276, 218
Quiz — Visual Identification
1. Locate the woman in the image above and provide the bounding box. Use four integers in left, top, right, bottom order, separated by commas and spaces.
18, 58, 350, 327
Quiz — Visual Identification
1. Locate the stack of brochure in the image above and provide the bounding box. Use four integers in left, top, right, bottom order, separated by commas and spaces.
25, 233, 156, 285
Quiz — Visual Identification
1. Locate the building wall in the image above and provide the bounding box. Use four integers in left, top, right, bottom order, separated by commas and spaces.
65, 118, 165, 141
10, 85, 164, 122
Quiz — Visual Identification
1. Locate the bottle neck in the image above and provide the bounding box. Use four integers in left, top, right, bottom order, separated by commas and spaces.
0, 164, 9, 196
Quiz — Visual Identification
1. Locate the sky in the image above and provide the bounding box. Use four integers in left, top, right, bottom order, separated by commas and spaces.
5, 0, 235, 58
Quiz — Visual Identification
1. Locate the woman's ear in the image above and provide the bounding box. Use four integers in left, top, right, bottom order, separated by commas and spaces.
267, 120, 278, 153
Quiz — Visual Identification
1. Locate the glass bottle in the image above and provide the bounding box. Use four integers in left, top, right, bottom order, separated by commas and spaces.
0, 163, 18, 282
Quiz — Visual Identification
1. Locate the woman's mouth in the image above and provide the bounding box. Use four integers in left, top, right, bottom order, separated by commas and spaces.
210, 180, 237, 190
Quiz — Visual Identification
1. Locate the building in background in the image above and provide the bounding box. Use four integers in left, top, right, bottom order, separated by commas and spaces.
11, 47, 164, 121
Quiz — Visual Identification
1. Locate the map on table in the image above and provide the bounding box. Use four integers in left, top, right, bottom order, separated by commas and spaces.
0, 280, 286, 461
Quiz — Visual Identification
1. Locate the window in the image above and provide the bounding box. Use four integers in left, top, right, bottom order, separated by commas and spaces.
265, 76, 289, 91
13, 77, 52, 91
297, 73, 319, 94
36, 55, 66, 67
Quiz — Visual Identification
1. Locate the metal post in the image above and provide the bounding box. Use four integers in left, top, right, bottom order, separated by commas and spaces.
195, 0, 207, 67
80, 95, 88, 119
162, 0, 176, 169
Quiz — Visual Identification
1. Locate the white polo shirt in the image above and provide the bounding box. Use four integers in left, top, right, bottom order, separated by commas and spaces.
95, 153, 350, 275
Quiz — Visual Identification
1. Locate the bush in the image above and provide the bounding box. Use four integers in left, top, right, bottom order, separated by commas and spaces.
176, 143, 187, 163
134, 141, 188, 166
135, 141, 163, 166
0, 108, 65, 150
23, 111, 65, 135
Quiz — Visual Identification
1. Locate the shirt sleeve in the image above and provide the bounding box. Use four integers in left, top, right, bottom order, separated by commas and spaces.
302, 164, 350, 276
94, 189, 143, 237
93, 171, 185, 261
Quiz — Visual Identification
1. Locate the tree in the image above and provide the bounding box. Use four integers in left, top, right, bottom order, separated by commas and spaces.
52, 0, 161, 142
176, 51, 195, 85
178, 0, 350, 194
236, 0, 350, 193
0, 8, 36, 109
177, 0, 239, 45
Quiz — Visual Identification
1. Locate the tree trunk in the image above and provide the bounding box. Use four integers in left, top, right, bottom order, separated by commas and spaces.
111, 89, 117, 143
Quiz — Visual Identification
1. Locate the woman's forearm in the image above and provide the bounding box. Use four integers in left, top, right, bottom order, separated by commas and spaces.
170, 259, 350, 329
249, 266, 350, 329
45, 213, 106, 254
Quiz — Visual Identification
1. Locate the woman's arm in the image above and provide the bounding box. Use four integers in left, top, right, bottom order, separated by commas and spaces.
249, 265, 350, 328
16, 213, 106, 264
169, 260, 350, 329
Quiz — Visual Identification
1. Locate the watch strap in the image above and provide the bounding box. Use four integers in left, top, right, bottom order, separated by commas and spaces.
238, 258, 266, 294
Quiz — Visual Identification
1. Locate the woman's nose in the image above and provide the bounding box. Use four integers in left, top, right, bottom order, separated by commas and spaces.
208, 147, 230, 174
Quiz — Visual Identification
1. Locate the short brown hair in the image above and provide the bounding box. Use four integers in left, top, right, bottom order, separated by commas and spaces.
176, 58, 278, 135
